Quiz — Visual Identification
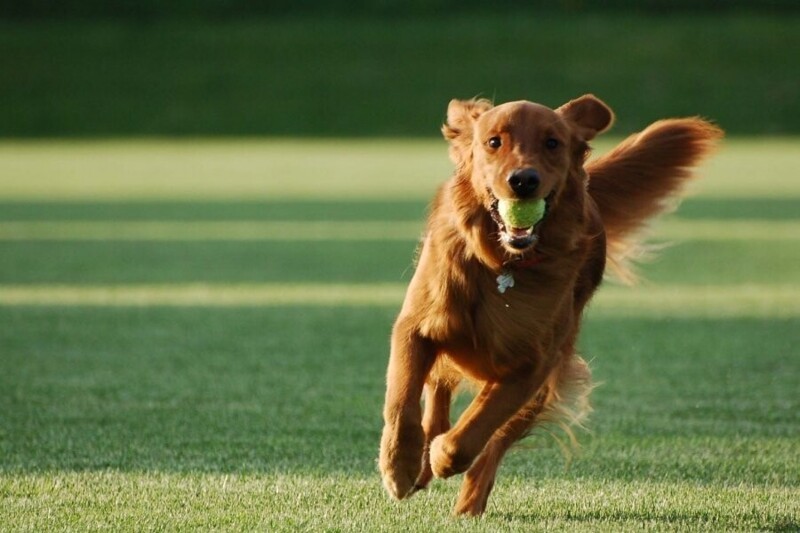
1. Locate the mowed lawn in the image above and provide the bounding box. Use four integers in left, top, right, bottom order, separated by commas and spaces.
0, 138, 798, 530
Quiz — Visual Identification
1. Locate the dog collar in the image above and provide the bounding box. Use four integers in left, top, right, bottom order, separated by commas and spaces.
496, 252, 544, 293
505, 254, 543, 270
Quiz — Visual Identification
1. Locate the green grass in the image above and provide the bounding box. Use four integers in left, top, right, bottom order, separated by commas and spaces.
1, 138, 799, 530
1, 14, 799, 137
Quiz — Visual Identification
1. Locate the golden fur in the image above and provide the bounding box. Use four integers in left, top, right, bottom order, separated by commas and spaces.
378, 94, 722, 516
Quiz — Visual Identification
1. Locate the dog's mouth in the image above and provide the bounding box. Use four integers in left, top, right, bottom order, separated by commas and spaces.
489, 192, 553, 252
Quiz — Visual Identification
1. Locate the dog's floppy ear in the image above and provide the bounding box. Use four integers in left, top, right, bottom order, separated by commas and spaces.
442, 98, 493, 166
557, 94, 614, 141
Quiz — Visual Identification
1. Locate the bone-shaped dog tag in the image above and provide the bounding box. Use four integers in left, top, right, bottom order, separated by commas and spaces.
496, 271, 515, 294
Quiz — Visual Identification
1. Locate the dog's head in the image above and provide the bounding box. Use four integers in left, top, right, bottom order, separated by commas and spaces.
443, 95, 614, 254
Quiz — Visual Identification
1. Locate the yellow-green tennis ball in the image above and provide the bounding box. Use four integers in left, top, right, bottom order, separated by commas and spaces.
498, 198, 546, 228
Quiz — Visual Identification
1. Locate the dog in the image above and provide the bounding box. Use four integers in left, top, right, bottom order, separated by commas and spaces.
378, 94, 722, 516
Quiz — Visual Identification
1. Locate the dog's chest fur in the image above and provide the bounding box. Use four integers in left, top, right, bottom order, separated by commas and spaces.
415, 250, 580, 379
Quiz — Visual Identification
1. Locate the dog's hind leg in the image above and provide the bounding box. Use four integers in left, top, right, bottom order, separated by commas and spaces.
452, 395, 543, 516
452, 356, 592, 516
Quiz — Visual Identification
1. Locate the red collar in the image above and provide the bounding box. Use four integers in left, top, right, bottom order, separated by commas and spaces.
504, 252, 544, 270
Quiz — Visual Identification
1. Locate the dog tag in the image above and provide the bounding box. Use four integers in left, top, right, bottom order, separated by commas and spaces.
496, 271, 515, 293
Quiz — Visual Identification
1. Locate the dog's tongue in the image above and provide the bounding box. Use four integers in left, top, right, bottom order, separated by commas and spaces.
509, 227, 533, 238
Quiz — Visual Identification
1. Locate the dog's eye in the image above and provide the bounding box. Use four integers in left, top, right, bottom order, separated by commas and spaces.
487, 136, 502, 149
545, 138, 559, 150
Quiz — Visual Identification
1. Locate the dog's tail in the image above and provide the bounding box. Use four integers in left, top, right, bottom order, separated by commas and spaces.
586, 118, 723, 282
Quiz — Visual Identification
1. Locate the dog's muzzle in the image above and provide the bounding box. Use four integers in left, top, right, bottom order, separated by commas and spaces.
489, 192, 552, 252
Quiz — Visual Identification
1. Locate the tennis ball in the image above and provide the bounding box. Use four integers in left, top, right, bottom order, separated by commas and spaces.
497, 198, 546, 228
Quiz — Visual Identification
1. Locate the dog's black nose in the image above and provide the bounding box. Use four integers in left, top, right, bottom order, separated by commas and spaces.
507, 168, 540, 198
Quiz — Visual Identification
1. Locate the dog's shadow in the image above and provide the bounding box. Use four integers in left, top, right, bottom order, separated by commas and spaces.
494, 509, 798, 531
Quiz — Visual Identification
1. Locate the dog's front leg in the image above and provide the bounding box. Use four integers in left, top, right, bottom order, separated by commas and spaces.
414, 380, 454, 493
379, 318, 436, 500
429, 370, 542, 479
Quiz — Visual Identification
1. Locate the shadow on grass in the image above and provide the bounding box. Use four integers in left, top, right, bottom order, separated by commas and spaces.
0, 200, 430, 222
768, 521, 800, 532
0, 198, 797, 221
495, 510, 799, 530
676, 197, 800, 220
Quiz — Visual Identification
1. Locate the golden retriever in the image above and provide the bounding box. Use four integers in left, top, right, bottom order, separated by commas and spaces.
378, 94, 722, 515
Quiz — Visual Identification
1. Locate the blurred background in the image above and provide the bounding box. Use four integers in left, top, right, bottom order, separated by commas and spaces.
1, 1, 798, 138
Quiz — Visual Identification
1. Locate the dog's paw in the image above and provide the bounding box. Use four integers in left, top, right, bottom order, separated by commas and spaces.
454, 495, 490, 517
429, 434, 475, 479
381, 467, 417, 501
379, 423, 424, 500
411, 445, 434, 493
453, 460, 495, 516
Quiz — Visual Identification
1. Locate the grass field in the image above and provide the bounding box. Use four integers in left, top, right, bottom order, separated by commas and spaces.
1, 137, 799, 530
